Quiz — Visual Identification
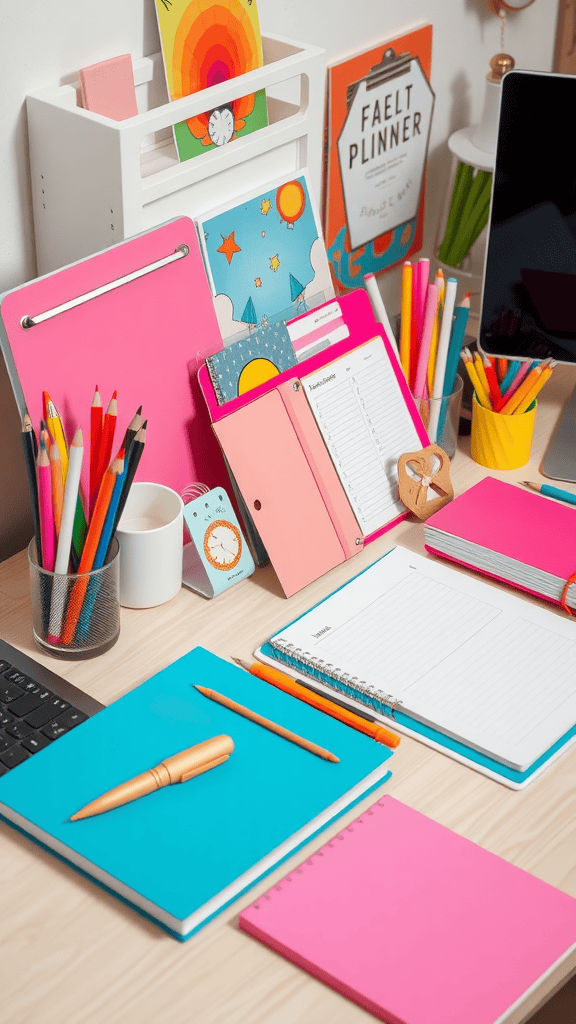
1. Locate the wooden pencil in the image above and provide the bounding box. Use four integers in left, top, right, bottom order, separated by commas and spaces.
89, 385, 103, 518
95, 391, 117, 492
194, 685, 340, 762
49, 442, 64, 537
37, 438, 56, 572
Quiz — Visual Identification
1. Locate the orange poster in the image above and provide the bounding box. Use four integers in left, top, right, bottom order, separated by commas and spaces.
324, 25, 434, 291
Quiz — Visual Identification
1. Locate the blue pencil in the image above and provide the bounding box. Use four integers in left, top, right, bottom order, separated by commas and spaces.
436, 293, 470, 441
75, 451, 125, 644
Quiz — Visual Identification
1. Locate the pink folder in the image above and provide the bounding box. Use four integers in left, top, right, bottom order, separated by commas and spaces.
201, 290, 428, 597
424, 476, 576, 608
240, 795, 576, 1024
0, 218, 226, 504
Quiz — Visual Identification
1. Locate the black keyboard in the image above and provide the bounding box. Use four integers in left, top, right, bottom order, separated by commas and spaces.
0, 637, 104, 775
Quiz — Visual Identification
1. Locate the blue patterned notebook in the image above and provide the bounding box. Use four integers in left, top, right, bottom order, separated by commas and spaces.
0, 647, 393, 939
205, 322, 297, 404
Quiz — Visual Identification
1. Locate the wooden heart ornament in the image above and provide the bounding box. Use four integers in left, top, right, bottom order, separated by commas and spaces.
397, 444, 454, 520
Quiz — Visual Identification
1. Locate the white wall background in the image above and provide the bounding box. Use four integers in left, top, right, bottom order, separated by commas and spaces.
0, 0, 560, 558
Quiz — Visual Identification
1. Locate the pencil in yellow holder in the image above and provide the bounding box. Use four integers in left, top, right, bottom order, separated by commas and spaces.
471, 395, 537, 470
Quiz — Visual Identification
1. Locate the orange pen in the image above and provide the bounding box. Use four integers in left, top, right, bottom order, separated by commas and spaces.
233, 658, 401, 749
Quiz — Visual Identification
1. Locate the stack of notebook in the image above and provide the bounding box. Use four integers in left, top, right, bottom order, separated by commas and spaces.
424, 476, 576, 611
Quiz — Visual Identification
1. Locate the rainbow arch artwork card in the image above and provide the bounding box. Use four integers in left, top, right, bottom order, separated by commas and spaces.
197, 172, 335, 343
154, 0, 268, 161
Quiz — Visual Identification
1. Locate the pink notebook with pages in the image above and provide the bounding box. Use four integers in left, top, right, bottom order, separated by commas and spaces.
240, 796, 576, 1024
424, 476, 576, 608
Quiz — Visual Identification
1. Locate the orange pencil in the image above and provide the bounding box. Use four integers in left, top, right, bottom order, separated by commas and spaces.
61, 458, 120, 644
90, 385, 103, 518
496, 357, 508, 383
513, 363, 555, 415
399, 261, 412, 381
49, 442, 64, 537
499, 361, 550, 415
233, 658, 401, 748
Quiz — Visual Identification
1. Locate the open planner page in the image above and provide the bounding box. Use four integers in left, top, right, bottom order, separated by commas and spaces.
301, 339, 422, 536
269, 548, 576, 771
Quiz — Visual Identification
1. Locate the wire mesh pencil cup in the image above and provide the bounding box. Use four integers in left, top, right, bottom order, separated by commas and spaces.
28, 538, 120, 659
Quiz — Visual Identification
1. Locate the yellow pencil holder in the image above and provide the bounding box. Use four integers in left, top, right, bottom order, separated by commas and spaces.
471, 395, 537, 470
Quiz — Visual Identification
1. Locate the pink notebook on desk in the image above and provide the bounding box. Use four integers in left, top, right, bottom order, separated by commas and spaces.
424, 476, 576, 610
240, 796, 576, 1024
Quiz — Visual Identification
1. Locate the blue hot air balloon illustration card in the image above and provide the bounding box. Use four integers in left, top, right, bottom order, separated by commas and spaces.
196, 171, 334, 345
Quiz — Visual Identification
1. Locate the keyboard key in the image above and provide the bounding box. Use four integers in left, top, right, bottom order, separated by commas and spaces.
53, 708, 87, 730
0, 745, 30, 768
22, 732, 52, 754
9, 688, 53, 718
0, 732, 17, 752
5, 720, 34, 740
0, 764, 9, 776
0, 682, 26, 704
25, 697, 70, 729
4, 669, 29, 688
0, 710, 14, 728
0, 660, 12, 674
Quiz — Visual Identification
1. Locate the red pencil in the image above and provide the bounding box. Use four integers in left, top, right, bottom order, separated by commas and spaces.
481, 352, 502, 407
95, 391, 117, 505
89, 385, 103, 518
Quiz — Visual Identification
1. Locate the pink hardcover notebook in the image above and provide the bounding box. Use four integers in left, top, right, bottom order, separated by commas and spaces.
240, 796, 576, 1024
424, 476, 576, 607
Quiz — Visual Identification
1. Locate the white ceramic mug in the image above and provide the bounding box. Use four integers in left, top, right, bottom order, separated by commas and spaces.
116, 482, 184, 608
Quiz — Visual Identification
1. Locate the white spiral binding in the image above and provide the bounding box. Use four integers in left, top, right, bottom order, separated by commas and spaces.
271, 640, 403, 719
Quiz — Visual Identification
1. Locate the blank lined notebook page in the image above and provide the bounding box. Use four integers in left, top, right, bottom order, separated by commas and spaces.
269, 548, 576, 770
240, 797, 576, 1024
302, 338, 422, 535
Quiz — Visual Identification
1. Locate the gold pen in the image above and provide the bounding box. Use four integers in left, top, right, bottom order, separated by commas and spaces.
71, 734, 234, 821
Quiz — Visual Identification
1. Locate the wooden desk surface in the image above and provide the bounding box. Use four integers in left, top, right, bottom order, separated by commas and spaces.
1, 365, 576, 1024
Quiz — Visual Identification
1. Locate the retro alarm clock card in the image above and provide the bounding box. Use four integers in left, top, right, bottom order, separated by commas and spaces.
154, 0, 268, 161
324, 24, 434, 290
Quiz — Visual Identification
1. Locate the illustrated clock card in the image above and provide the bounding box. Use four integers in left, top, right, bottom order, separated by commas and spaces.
154, 0, 268, 162
182, 486, 255, 597
196, 172, 335, 344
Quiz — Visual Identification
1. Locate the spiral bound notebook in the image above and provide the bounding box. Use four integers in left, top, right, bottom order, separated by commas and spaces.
239, 796, 576, 1024
257, 547, 576, 787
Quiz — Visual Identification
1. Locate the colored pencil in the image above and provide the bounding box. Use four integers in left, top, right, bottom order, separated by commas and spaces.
461, 348, 491, 410
427, 268, 444, 394
49, 443, 64, 537
194, 685, 340, 763
496, 358, 508, 383
47, 429, 84, 642
413, 283, 438, 400
121, 405, 143, 453
400, 261, 412, 381
21, 413, 42, 566
499, 361, 549, 415
61, 458, 121, 645
45, 393, 69, 482
363, 273, 399, 359
37, 437, 56, 572
494, 359, 533, 412
523, 481, 576, 507
54, 428, 84, 576
499, 360, 523, 395
513, 363, 555, 415
108, 421, 146, 547
473, 350, 491, 402
89, 385, 103, 518
481, 351, 502, 407
427, 277, 458, 443
93, 448, 126, 568
233, 658, 401, 748
95, 391, 117, 494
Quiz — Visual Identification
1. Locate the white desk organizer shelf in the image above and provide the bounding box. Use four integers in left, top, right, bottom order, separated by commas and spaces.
26, 34, 326, 275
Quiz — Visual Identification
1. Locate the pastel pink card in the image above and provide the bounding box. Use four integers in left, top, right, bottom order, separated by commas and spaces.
79, 55, 138, 120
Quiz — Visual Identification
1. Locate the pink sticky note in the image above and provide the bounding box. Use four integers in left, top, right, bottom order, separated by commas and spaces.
79, 55, 138, 121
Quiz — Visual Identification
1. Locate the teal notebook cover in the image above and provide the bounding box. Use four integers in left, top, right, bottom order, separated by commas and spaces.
0, 647, 393, 939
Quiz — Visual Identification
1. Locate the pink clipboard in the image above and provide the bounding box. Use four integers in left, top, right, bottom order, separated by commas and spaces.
199, 290, 428, 596
0, 218, 226, 503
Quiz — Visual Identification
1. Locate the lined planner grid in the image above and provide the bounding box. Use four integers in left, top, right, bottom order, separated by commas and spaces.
302, 338, 422, 536
271, 548, 576, 770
